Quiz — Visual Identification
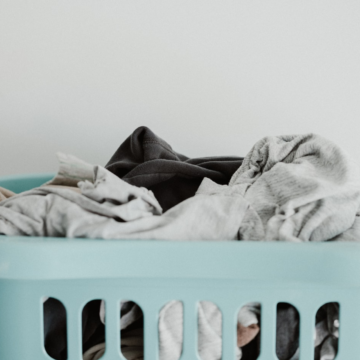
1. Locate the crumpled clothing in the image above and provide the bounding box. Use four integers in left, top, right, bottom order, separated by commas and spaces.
51, 153, 163, 221
105, 126, 244, 211
0, 133, 355, 360
328, 215, 360, 242
197, 133, 360, 242
0, 153, 248, 240
0, 154, 248, 360
2, 134, 359, 242
0, 186, 15, 202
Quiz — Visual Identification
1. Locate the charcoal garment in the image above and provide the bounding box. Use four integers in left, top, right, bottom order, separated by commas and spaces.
43, 299, 105, 360
105, 126, 243, 211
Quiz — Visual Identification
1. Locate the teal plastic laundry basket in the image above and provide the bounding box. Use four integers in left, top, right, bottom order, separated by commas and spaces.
0, 174, 359, 360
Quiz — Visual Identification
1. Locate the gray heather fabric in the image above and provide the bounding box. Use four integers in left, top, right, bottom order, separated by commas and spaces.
194, 133, 360, 242
329, 215, 360, 242
193, 134, 360, 241
230, 133, 360, 242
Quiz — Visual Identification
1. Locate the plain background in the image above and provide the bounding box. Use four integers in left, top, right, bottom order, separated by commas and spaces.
1, 0, 360, 176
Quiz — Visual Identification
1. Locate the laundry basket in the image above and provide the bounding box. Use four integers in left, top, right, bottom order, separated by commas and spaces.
0, 174, 359, 360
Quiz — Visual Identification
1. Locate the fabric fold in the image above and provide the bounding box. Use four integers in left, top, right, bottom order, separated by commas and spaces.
105, 126, 244, 211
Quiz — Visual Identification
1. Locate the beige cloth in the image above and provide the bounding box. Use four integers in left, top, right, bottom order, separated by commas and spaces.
237, 323, 260, 348
0, 186, 15, 202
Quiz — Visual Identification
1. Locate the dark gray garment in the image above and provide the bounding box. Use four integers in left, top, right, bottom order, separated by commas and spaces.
44, 299, 104, 360
276, 303, 300, 360
43, 298, 68, 360
105, 126, 243, 211
240, 333, 261, 360
240, 303, 299, 360
44, 300, 142, 360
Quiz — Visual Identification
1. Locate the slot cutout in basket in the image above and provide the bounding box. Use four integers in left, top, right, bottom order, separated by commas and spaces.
43, 297, 68, 360
314, 302, 339, 359
120, 300, 144, 360
276, 302, 299, 360
82, 299, 106, 359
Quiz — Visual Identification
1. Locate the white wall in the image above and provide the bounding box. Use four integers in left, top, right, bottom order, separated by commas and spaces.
1, 0, 360, 176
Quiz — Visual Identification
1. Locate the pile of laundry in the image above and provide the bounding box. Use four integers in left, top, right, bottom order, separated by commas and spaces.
1, 126, 359, 360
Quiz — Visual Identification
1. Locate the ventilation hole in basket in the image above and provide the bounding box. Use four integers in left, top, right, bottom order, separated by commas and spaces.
237, 302, 261, 359
276, 302, 300, 360
159, 301, 183, 360
314, 302, 339, 359
43, 297, 68, 360
120, 300, 144, 360
197, 301, 222, 360
82, 299, 106, 359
